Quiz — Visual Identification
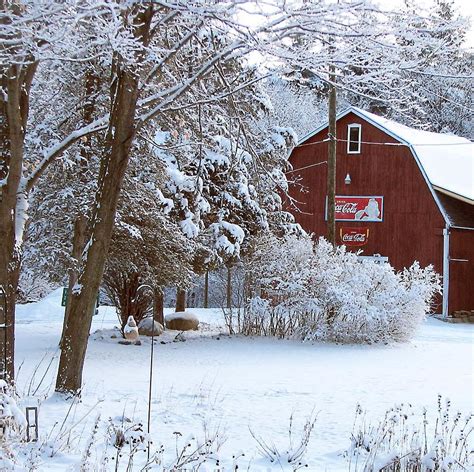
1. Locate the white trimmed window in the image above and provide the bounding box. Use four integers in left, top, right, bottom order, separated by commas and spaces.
347, 123, 361, 154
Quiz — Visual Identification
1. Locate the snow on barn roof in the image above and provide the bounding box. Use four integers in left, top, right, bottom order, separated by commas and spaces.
300, 107, 474, 204
351, 107, 474, 204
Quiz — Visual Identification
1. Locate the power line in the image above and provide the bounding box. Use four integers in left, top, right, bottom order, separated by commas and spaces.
286, 160, 327, 173
295, 136, 473, 148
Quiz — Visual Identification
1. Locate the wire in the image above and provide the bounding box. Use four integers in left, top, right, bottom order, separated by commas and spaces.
286, 160, 327, 173
295, 136, 473, 148
295, 138, 331, 147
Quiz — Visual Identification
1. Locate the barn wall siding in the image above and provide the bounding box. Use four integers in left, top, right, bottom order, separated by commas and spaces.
449, 229, 474, 314
288, 112, 449, 312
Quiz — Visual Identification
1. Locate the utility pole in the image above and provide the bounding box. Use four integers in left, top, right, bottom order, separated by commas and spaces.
327, 57, 337, 246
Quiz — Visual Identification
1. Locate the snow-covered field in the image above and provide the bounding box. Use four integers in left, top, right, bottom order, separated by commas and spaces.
13, 288, 474, 470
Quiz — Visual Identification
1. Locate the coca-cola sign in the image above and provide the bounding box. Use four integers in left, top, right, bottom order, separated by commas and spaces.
340, 227, 369, 246
328, 196, 384, 222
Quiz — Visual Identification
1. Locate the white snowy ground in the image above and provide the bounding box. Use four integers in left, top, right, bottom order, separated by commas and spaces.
12, 288, 474, 471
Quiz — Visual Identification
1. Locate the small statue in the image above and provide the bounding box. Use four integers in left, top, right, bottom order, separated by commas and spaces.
123, 315, 140, 345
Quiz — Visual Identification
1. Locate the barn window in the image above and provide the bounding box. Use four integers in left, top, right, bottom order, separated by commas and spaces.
347, 124, 361, 154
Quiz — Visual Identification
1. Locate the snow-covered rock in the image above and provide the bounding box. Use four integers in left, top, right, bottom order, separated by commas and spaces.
165, 311, 199, 331
138, 317, 164, 336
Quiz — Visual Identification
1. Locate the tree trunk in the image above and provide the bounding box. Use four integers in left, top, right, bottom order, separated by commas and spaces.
0, 230, 19, 382
176, 288, 186, 312
55, 5, 154, 394
0, 150, 18, 382
226, 266, 232, 309
203, 271, 209, 308
153, 289, 164, 326
60, 214, 88, 348
0, 38, 36, 380
327, 60, 337, 247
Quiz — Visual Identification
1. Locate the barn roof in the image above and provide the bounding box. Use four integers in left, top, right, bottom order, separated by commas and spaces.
300, 107, 474, 205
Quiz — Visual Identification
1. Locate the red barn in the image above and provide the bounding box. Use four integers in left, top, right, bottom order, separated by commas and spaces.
288, 107, 474, 317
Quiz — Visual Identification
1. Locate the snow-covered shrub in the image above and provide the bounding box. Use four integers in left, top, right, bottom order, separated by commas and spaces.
1, 408, 226, 471
243, 236, 441, 343
0, 381, 27, 470
347, 396, 473, 471
301, 239, 441, 343
100, 417, 149, 470
16, 271, 54, 304
233, 232, 319, 337
0, 450, 22, 472
0, 381, 26, 441
250, 412, 317, 470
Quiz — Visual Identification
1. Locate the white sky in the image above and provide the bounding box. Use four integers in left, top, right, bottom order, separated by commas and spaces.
239, 0, 474, 48
379, 0, 473, 47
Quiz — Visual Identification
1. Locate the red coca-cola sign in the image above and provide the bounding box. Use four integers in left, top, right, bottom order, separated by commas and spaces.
328, 196, 384, 222
340, 227, 369, 246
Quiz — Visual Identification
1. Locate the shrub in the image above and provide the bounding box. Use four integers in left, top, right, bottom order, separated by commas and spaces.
0, 381, 27, 470
241, 236, 441, 343
250, 412, 318, 470
0, 381, 26, 441
346, 396, 474, 471
16, 271, 53, 304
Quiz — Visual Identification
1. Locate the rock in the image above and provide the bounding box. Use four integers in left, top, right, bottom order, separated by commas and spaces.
118, 340, 132, 345
138, 317, 164, 336
165, 311, 199, 331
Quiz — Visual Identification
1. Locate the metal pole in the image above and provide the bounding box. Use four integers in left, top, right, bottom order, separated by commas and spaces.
147, 308, 154, 460
442, 226, 450, 318
136, 283, 155, 461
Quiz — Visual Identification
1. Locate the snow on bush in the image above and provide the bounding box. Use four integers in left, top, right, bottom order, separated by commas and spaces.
17, 271, 54, 304
303, 239, 441, 343
250, 412, 318, 470
2, 411, 226, 471
2, 395, 470, 471
346, 396, 474, 471
0, 381, 27, 471
0, 381, 27, 440
242, 236, 441, 343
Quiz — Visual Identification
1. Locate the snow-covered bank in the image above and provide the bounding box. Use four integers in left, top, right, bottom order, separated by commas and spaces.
11, 291, 474, 470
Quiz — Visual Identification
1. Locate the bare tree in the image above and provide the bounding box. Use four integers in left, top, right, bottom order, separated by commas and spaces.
1, 0, 468, 391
